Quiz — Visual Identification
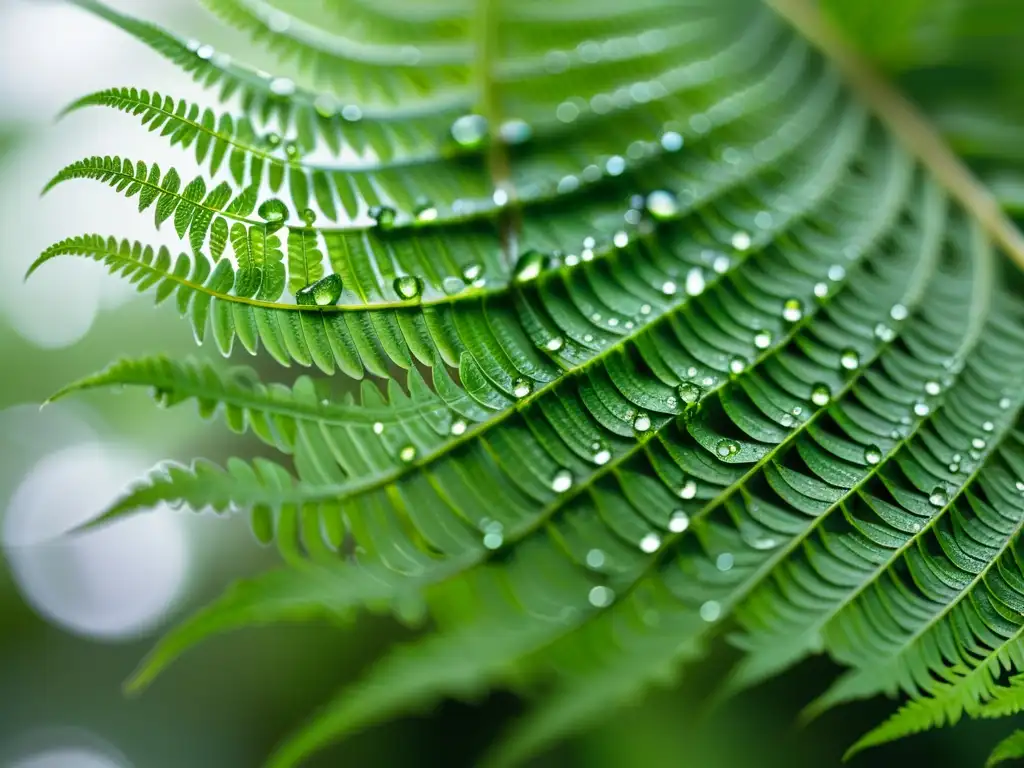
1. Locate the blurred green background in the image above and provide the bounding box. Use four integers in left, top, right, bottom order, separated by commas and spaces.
0, 1, 1020, 766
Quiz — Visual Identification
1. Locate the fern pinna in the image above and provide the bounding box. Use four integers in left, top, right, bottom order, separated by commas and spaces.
33, 0, 1024, 765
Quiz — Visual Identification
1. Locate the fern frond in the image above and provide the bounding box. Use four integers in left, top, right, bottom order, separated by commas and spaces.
986, 730, 1024, 768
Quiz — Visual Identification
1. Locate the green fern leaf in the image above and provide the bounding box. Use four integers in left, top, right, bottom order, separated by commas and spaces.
986, 730, 1024, 768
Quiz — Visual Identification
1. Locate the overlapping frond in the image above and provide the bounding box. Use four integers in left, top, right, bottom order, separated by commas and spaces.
35, 0, 1024, 765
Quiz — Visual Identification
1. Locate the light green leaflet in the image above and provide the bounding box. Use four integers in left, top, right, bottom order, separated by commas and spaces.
33, 0, 1024, 765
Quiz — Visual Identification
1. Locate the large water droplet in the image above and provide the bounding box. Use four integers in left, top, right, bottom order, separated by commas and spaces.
700, 600, 721, 622
645, 190, 679, 220
586, 548, 606, 569
679, 479, 697, 499
545, 337, 564, 352
928, 487, 948, 507
369, 205, 397, 229
715, 439, 740, 458
258, 199, 289, 232
668, 510, 690, 532
372, 421, 384, 435
684, 267, 706, 296
731, 231, 752, 251
588, 585, 615, 607
414, 198, 438, 222
514, 250, 547, 283
913, 401, 930, 417
450, 419, 467, 436
499, 118, 532, 145
924, 380, 941, 396
513, 377, 532, 398
729, 356, 746, 375
890, 304, 909, 321
639, 532, 661, 553
864, 445, 882, 465
754, 329, 772, 349
450, 114, 489, 148
393, 275, 423, 300
633, 412, 652, 432
972, 436, 987, 450
269, 77, 296, 96
678, 381, 701, 405
839, 348, 860, 371
399, 445, 417, 463
442, 276, 466, 296
296, 273, 343, 307
874, 323, 895, 342
810, 383, 831, 407
716, 552, 734, 571
782, 298, 803, 322
593, 446, 611, 465
551, 469, 573, 493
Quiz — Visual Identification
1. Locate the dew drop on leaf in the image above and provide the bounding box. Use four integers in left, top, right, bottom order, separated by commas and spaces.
928, 487, 948, 507
716, 553, 734, 571
782, 298, 803, 322
754, 329, 772, 349
462, 263, 482, 282
372, 421, 384, 435
645, 190, 679, 220
890, 303, 909, 321
442, 276, 466, 296
839, 348, 860, 370
545, 337, 564, 352
982, 420, 994, 432
874, 322, 895, 342
731, 231, 751, 251
715, 439, 740, 458
1000, 396, 1012, 410
482, 531, 503, 549
660, 130, 683, 152
264, 132, 282, 148
913, 401, 930, 417
810, 383, 831, 407
668, 510, 690, 532
588, 585, 615, 608
393, 275, 423, 300
284, 141, 302, 159
864, 445, 882, 465
685, 267, 706, 296
414, 198, 438, 222
678, 381, 701, 405
399, 445, 417, 463
924, 380, 941, 396
593, 447, 611, 465
450, 114, 489, 148
498, 118, 532, 145
639, 532, 662, 553
550, 469, 573, 493
369, 205, 397, 229
813, 281, 829, 298
450, 419, 467, 436
972, 436, 987, 450
700, 600, 721, 622
300, 208, 317, 226
257, 199, 289, 231
729, 356, 746, 375
295, 273, 343, 307
633, 412, 652, 432
514, 250, 547, 282
586, 549, 605, 569
512, 377, 532, 399
679, 479, 697, 499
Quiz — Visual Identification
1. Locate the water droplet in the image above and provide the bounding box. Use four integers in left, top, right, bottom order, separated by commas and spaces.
678, 381, 701, 405
864, 445, 882, 465
545, 337, 564, 352
1017, 481, 1024, 492
645, 190, 679, 220
928, 487, 948, 507
716, 552, 734, 571
972, 437, 987, 450
731, 231, 752, 251
810, 383, 831, 407
512, 378, 533, 399
264, 132, 282, 148
450, 114, 489, 148
442, 276, 466, 295
492, 188, 509, 207
752, 537, 778, 550
924, 380, 941, 396
556, 101, 580, 123
729, 356, 746, 375
284, 141, 302, 159
661, 280, 678, 295
913, 401, 930, 417
712, 254, 731, 274
414, 199, 438, 222
369, 205, 397, 229
1000, 397, 1012, 410
257, 199, 289, 230
640, 532, 662, 553
551, 468, 574, 493
269, 77, 296, 96
196, 44, 215, 60
605, 155, 626, 176
874, 323, 896, 342
982, 420, 995, 433
782, 298, 803, 322
393, 275, 423, 300
589, 585, 615, 607
828, 264, 846, 281
679, 479, 697, 499
890, 304, 909, 321
813, 282, 829, 299
613, 231, 629, 248
342, 104, 363, 121
498, 118, 532, 145
593, 447, 611, 465
372, 421, 384, 435
295, 273, 343, 307
586, 549, 605, 569
300, 208, 317, 227
839, 349, 860, 371
514, 250, 547, 283
450, 419, 467, 436
685, 267, 706, 296
483, 531, 503, 549
639, 303, 652, 316
399, 445, 417, 463
700, 600, 721, 622
660, 130, 683, 152
669, 511, 690, 532
754, 329, 772, 349
715, 439, 740, 458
